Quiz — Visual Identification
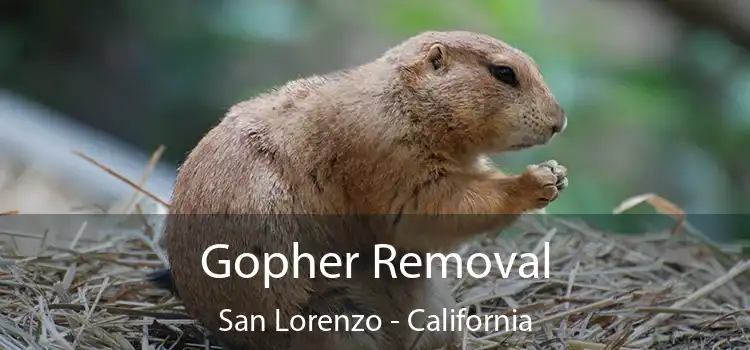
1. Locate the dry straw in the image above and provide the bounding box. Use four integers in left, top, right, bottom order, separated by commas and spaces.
1, 149, 749, 349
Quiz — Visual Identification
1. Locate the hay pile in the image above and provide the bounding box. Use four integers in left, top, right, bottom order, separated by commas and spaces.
1, 208, 749, 350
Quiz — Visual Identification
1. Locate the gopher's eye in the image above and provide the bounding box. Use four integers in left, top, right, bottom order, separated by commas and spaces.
489, 65, 518, 87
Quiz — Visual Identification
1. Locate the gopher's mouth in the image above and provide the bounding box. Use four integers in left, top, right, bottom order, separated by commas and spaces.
509, 143, 534, 150
506, 129, 559, 151
508, 134, 554, 150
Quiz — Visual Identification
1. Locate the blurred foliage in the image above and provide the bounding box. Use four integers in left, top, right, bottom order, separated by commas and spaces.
0, 0, 749, 239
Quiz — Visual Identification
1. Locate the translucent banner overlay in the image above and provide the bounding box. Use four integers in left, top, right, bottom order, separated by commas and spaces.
1, 214, 748, 349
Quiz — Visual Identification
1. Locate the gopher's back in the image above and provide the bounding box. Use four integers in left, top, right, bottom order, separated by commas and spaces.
161, 76, 400, 349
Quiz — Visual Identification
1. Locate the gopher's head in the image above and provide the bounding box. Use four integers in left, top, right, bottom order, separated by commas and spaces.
383, 31, 567, 154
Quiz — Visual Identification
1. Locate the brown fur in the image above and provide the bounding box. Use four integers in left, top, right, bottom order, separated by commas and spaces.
160, 31, 568, 350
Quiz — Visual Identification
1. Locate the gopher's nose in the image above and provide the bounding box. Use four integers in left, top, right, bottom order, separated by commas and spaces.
552, 114, 567, 135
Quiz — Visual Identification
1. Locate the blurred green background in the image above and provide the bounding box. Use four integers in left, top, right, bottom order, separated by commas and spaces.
1, 0, 749, 240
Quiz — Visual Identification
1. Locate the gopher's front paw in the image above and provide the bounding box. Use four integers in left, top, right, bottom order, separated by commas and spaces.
519, 159, 567, 209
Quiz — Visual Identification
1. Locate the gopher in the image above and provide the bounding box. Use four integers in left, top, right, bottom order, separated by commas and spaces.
150, 30, 568, 350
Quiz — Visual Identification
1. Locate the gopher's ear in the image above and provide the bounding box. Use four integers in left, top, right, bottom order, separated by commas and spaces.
424, 43, 449, 71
